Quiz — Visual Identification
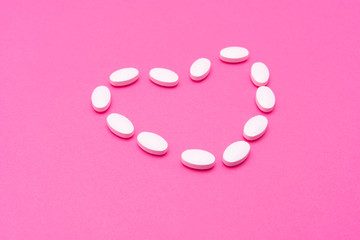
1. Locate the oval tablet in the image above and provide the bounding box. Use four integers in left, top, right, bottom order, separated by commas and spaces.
149, 68, 179, 87
181, 149, 215, 170
251, 62, 269, 86
256, 86, 275, 112
107, 113, 134, 138
220, 47, 249, 63
243, 115, 268, 141
190, 58, 211, 81
137, 132, 168, 155
223, 141, 250, 167
109, 67, 139, 86
91, 86, 111, 112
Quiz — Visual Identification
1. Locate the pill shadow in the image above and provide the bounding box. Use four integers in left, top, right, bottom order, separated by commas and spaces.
90, 104, 112, 115
221, 151, 251, 170
253, 99, 277, 115
179, 162, 216, 173
149, 80, 180, 89
190, 70, 212, 84
105, 127, 136, 142
135, 144, 169, 158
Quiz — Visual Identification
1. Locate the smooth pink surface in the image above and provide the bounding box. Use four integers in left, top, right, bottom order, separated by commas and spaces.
1, 0, 360, 239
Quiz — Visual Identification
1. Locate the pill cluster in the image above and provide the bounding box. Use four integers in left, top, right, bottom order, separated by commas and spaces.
91, 46, 275, 170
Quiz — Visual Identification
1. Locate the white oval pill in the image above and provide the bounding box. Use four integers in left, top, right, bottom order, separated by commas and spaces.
223, 141, 250, 167
149, 68, 179, 87
190, 58, 211, 81
256, 86, 275, 112
91, 86, 111, 112
137, 132, 168, 155
243, 115, 268, 141
220, 47, 249, 63
109, 67, 139, 86
251, 62, 269, 86
181, 149, 215, 170
107, 113, 134, 138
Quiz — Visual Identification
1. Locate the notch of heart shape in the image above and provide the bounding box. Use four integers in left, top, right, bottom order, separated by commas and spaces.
91, 46, 276, 170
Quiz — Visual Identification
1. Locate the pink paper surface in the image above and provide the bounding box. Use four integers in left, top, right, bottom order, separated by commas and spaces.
1, 0, 360, 239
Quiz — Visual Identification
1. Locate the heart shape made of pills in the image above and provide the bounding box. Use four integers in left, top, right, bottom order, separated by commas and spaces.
91, 46, 275, 170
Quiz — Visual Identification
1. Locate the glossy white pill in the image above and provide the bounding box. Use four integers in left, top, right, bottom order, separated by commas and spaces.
137, 132, 168, 155
251, 62, 269, 86
149, 68, 179, 87
91, 86, 111, 112
256, 86, 275, 112
223, 141, 250, 167
190, 58, 211, 81
220, 47, 249, 63
107, 113, 134, 138
243, 115, 268, 141
109, 68, 139, 86
181, 149, 215, 170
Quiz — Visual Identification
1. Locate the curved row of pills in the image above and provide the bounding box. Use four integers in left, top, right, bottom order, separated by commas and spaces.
181, 115, 268, 170
91, 46, 275, 170
106, 113, 168, 155
105, 111, 267, 169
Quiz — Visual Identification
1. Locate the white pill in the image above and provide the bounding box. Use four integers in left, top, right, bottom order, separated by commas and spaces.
149, 68, 179, 87
109, 67, 139, 86
243, 115, 268, 141
223, 141, 250, 167
137, 132, 168, 155
251, 62, 269, 86
220, 47, 249, 63
91, 86, 111, 112
107, 113, 134, 138
256, 86, 275, 112
181, 149, 215, 170
190, 58, 211, 81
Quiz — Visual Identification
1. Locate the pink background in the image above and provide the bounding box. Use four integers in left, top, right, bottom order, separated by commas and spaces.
1, 0, 360, 239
